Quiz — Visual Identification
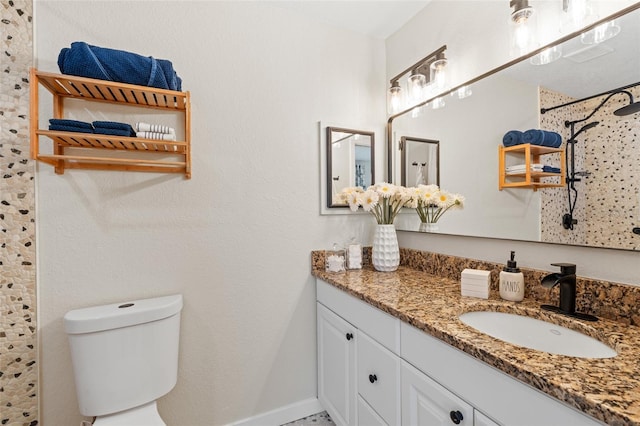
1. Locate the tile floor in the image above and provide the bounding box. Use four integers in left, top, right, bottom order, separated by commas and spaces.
282, 411, 335, 425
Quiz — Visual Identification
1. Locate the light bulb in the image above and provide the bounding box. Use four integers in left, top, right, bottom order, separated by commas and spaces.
564, 0, 590, 29
509, 1, 537, 56
387, 82, 404, 115
430, 57, 448, 91
407, 71, 427, 104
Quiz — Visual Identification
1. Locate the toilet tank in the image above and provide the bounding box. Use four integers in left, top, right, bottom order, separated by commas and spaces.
64, 294, 183, 417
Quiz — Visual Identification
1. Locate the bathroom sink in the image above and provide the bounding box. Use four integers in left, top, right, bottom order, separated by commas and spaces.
459, 311, 617, 358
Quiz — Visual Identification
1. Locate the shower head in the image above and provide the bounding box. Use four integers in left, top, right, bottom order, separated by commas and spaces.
614, 101, 640, 116
566, 120, 599, 140
574, 121, 599, 138
613, 90, 640, 116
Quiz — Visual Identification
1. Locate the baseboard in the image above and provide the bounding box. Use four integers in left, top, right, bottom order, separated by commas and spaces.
230, 397, 324, 426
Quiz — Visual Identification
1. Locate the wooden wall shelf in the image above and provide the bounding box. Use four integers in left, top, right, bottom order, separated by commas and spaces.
30, 69, 191, 178
499, 144, 565, 191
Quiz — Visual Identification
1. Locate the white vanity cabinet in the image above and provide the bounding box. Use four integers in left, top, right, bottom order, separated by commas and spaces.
317, 280, 401, 426
316, 279, 605, 426
317, 303, 357, 426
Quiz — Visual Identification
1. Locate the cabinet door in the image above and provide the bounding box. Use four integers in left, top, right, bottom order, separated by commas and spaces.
357, 331, 401, 425
357, 396, 388, 426
317, 303, 357, 426
474, 410, 501, 426
401, 361, 473, 426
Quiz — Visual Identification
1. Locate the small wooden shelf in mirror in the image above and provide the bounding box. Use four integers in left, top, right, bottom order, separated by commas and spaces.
29, 69, 191, 178
499, 144, 565, 191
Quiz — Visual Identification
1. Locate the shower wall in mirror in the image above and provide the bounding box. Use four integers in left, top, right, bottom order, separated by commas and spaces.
390, 5, 640, 251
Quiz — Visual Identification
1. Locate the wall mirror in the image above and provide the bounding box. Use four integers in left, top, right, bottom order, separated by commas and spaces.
401, 136, 439, 187
326, 126, 375, 208
389, 5, 640, 251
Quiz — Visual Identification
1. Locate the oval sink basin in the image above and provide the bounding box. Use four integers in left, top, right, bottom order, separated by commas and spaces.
459, 311, 617, 358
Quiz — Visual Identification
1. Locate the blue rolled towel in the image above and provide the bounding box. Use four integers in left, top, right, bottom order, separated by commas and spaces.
542, 166, 561, 173
57, 42, 182, 91
94, 127, 136, 137
49, 118, 93, 130
523, 129, 562, 148
49, 124, 93, 133
503, 130, 524, 147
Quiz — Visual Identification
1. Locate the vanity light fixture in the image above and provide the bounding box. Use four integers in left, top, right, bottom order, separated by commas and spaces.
581, 19, 620, 44
509, 0, 537, 56
563, 0, 591, 29
387, 45, 447, 115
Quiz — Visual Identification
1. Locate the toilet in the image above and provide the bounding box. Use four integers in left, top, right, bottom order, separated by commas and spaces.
64, 294, 183, 425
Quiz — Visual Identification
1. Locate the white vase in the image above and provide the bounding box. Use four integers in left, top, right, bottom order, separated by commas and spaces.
419, 222, 439, 232
372, 224, 400, 272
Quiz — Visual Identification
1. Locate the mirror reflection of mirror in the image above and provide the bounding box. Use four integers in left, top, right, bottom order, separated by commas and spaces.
326, 126, 374, 208
401, 136, 439, 187
389, 5, 640, 250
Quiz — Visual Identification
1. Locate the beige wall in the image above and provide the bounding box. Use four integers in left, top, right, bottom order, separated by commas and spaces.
34, 1, 385, 425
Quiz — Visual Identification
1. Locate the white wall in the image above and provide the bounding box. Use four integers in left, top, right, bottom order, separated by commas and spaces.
389, 0, 640, 285
34, 2, 385, 425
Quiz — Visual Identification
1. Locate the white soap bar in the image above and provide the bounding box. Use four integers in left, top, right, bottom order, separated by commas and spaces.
461, 268, 491, 279
461, 288, 489, 299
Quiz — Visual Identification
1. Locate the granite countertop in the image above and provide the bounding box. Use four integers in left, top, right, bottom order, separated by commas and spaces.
312, 263, 640, 426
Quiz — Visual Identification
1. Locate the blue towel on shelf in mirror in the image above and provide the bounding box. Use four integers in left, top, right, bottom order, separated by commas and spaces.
92, 121, 136, 136
542, 166, 561, 173
49, 124, 93, 133
93, 126, 136, 137
502, 130, 524, 146
49, 118, 93, 130
523, 129, 562, 148
57, 41, 182, 91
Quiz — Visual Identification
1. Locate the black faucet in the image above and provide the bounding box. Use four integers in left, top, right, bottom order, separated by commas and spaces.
541, 263, 597, 322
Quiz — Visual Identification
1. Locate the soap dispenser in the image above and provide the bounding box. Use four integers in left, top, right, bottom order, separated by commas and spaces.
499, 251, 524, 302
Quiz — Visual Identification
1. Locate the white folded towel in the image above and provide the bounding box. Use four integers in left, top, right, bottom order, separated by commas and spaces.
506, 163, 547, 176
136, 131, 177, 141
135, 122, 176, 135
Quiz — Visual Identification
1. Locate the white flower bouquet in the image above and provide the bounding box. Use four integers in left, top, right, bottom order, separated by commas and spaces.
339, 182, 417, 224
414, 184, 464, 224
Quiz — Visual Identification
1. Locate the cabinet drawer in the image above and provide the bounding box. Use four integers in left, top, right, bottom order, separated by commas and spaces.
317, 279, 400, 353
357, 395, 388, 426
357, 330, 400, 425
401, 360, 473, 426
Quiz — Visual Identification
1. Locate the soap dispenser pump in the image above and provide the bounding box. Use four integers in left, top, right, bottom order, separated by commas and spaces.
500, 251, 524, 302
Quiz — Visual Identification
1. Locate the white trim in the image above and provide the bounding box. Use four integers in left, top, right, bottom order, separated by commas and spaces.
229, 397, 324, 426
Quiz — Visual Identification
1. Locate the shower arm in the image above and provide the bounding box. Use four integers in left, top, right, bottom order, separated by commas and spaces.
565, 91, 633, 127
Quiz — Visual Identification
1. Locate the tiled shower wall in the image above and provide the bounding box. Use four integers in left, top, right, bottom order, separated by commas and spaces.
540, 85, 640, 250
0, 1, 37, 425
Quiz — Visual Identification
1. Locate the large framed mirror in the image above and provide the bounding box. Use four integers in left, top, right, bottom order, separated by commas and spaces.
326, 126, 375, 208
389, 4, 640, 251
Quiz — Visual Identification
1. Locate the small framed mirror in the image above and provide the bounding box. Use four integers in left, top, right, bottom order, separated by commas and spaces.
326, 126, 375, 208
400, 136, 440, 187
